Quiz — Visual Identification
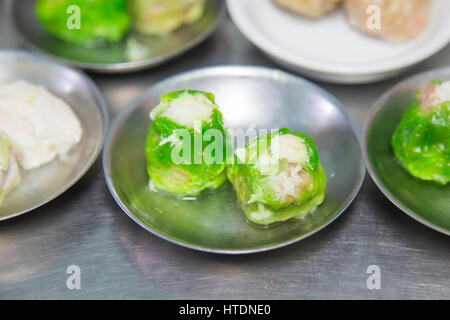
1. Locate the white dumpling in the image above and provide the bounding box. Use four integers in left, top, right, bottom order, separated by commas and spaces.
0, 81, 83, 170
274, 0, 343, 19
345, 0, 431, 42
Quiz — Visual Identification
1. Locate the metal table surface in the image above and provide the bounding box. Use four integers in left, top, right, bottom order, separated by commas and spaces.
0, 5, 449, 300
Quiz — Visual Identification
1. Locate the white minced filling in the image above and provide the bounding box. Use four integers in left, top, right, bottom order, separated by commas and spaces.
248, 164, 307, 205
251, 134, 311, 204
270, 134, 309, 165
0, 81, 83, 170
254, 134, 309, 174
160, 93, 214, 128
420, 81, 450, 110
269, 164, 307, 200
431, 81, 450, 105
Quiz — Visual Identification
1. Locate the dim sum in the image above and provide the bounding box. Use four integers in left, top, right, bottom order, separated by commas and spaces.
145, 90, 228, 197
227, 129, 326, 225
345, 0, 431, 42
128, 0, 206, 35
274, 0, 343, 19
35, 0, 130, 45
392, 81, 450, 185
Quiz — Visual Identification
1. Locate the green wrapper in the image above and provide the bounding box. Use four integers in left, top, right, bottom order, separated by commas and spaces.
227, 129, 326, 225
145, 90, 228, 197
35, 0, 130, 45
392, 82, 450, 185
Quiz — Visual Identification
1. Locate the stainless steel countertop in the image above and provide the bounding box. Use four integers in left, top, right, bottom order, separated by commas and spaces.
1, 4, 449, 299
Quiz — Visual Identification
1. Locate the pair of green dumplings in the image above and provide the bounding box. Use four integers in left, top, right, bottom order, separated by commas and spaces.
145, 90, 327, 225
35, 0, 206, 46
144, 82, 450, 225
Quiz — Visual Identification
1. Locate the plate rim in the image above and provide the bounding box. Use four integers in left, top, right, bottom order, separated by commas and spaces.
0, 49, 109, 221
362, 66, 450, 236
102, 65, 366, 254
9, 0, 226, 73
227, 0, 450, 77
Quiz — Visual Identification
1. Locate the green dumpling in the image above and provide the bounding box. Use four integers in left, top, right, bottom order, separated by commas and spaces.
227, 129, 326, 225
392, 81, 450, 185
145, 90, 229, 197
35, 0, 130, 45
128, 0, 206, 35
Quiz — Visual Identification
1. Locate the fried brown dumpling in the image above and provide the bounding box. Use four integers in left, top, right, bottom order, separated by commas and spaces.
274, 0, 343, 19
345, 0, 431, 42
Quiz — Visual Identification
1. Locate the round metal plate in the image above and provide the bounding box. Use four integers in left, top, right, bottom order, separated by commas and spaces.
0, 50, 108, 221
10, 0, 225, 73
363, 67, 450, 235
103, 66, 365, 254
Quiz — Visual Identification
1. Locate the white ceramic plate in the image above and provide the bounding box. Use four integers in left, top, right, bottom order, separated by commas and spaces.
227, 0, 450, 84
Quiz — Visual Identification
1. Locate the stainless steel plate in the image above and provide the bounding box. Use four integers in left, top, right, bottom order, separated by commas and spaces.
103, 66, 365, 254
363, 68, 450, 235
10, 0, 225, 73
0, 50, 108, 221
